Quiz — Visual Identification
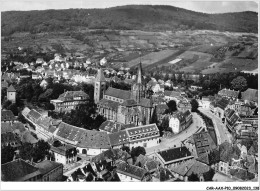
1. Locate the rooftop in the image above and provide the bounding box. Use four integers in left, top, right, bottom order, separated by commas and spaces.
34, 160, 62, 175
1, 110, 16, 121
116, 160, 147, 180
1, 159, 41, 181
104, 87, 131, 100
158, 147, 192, 163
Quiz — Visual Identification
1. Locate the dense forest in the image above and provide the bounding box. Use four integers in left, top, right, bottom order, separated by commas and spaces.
1, 5, 258, 35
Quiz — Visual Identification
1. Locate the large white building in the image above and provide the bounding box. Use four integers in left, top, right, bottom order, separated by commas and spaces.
109, 123, 160, 149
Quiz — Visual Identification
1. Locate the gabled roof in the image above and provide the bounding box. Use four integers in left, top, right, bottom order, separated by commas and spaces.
27, 109, 42, 121
51, 144, 75, 156
171, 159, 196, 176
157, 147, 192, 163
134, 154, 159, 172
1, 110, 16, 121
126, 124, 159, 141
116, 160, 147, 180
186, 160, 211, 177
193, 131, 217, 157
218, 88, 239, 98
7, 85, 16, 92
57, 91, 89, 101
104, 87, 131, 100
98, 99, 119, 110
108, 130, 129, 146
241, 88, 258, 103
1, 159, 41, 181
122, 99, 137, 107
21, 131, 38, 144
55, 122, 111, 149
34, 160, 62, 175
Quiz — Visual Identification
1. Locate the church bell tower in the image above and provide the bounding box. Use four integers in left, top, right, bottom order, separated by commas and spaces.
94, 68, 106, 104
131, 62, 146, 103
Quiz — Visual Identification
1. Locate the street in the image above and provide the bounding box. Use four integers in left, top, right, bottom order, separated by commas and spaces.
199, 108, 232, 144
146, 112, 206, 155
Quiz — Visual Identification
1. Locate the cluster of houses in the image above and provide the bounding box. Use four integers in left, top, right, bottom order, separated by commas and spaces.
197, 87, 258, 140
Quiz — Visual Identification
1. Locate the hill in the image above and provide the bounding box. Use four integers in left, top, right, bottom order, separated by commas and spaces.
1, 5, 258, 35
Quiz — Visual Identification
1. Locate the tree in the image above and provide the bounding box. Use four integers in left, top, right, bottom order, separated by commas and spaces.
131, 146, 146, 159
7, 103, 19, 116
19, 142, 34, 161
1, 145, 15, 164
121, 146, 130, 153
17, 112, 27, 123
1, 88, 7, 103
190, 99, 199, 112
33, 140, 51, 162
231, 76, 248, 91
159, 117, 169, 135
2, 100, 12, 109
166, 100, 177, 114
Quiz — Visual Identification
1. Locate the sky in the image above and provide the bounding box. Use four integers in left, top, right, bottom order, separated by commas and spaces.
1, 0, 258, 13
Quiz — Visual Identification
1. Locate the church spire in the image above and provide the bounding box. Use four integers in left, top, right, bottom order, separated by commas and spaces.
136, 62, 143, 84
96, 68, 106, 82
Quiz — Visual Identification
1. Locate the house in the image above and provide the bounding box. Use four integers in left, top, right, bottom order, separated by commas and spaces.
152, 167, 176, 182
193, 131, 217, 158
151, 146, 194, 168
224, 108, 240, 131
152, 83, 164, 93
1, 110, 16, 122
1, 159, 63, 182
54, 122, 111, 156
1, 131, 21, 148
218, 142, 241, 175
178, 100, 192, 112
215, 98, 230, 119
171, 159, 213, 181
7, 85, 16, 103
164, 90, 182, 103
109, 123, 160, 149
198, 97, 211, 109
241, 88, 258, 104
116, 160, 149, 182
218, 88, 239, 100
50, 91, 89, 113
1, 159, 42, 181
34, 160, 63, 181
169, 112, 186, 134
189, 85, 202, 91
134, 154, 159, 174
50, 144, 77, 165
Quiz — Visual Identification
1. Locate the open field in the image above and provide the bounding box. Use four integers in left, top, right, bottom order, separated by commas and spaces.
201, 57, 258, 74
126, 49, 179, 68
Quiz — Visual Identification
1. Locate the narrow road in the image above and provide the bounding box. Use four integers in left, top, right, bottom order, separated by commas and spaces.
146, 112, 206, 155
199, 108, 232, 144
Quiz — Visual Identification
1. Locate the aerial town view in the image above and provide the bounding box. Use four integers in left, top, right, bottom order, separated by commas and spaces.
1, 0, 259, 190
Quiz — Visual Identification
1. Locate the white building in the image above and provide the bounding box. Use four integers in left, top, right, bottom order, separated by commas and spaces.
51, 145, 77, 165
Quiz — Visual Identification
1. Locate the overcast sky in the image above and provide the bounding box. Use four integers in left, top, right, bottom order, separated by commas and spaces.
1, 0, 258, 13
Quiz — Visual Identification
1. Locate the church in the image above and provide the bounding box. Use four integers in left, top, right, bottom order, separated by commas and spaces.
94, 63, 154, 126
